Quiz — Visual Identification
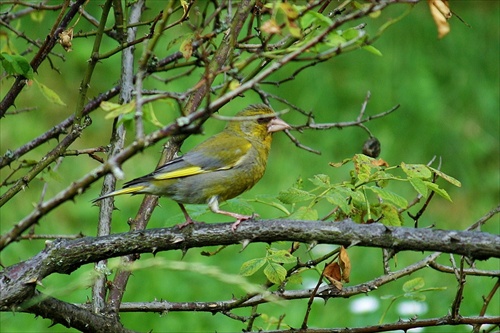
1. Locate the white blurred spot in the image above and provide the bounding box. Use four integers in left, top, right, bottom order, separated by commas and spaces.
349, 296, 380, 313
397, 300, 428, 316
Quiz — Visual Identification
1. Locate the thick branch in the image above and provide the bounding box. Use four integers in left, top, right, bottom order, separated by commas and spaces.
1, 220, 498, 308
26, 291, 137, 333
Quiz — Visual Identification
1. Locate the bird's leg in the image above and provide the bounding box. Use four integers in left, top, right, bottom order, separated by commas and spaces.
177, 203, 196, 229
208, 197, 258, 231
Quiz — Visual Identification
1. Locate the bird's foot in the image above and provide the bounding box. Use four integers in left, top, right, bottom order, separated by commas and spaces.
230, 213, 259, 232
177, 218, 206, 229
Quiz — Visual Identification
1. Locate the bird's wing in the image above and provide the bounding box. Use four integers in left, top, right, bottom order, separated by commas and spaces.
150, 132, 252, 181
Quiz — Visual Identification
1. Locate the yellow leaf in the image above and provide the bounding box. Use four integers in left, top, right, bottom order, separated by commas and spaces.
229, 80, 240, 91
35, 79, 66, 106
280, 3, 299, 19
286, 18, 302, 39
180, 36, 193, 60
338, 246, 351, 283
102, 101, 136, 119
99, 101, 121, 111
180, 0, 189, 15
427, 0, 451, 38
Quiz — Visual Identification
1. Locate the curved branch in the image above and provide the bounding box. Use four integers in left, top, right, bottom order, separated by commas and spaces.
26, 291, 137, 333
1, 220, 498, 308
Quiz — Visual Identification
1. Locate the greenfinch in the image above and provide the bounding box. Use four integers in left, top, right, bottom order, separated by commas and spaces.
94, 104, 290, 231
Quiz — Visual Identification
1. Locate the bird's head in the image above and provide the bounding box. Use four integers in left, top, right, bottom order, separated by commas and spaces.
228, 104, 290, 141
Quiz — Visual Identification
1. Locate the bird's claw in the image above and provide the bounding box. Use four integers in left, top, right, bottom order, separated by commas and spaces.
230, 213, 259, 232
177, 219, 206, 229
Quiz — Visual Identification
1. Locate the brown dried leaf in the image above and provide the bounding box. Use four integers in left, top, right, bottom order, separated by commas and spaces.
339, 246, 351, 283
323, 262, 343, 290
427, 0, 452, 39
261, 19, 281, 35
371, 159, 389, 167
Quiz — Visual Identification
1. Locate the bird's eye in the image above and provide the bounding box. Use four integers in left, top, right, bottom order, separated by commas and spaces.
257, 117, 270, 124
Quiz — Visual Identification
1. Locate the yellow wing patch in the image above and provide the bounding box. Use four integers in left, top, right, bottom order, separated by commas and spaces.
94, 185, 146, 202
153, 166, 205, 180
117, 185, 146, 194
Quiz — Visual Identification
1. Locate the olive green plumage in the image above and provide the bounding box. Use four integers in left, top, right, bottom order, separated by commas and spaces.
94, 104, 290, 230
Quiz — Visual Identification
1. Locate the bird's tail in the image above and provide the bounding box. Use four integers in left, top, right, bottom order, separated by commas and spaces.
92, 185, 146, 203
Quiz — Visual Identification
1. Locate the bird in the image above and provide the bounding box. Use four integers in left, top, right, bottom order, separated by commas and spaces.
93, 104, 291, 231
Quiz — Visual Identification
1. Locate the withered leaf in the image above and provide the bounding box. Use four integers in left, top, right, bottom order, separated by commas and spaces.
427, 0, 452, 38
323, 262, 343, 290
339, 246, 351, 283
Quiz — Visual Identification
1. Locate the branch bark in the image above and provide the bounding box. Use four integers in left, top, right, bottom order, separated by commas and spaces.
1, 220, 498, 308
25, 291, 137, 333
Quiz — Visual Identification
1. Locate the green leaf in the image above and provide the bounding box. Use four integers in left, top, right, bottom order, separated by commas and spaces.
342, 28, 360, 40
0, 52, 34, 79
375, 170, 401, 183
368, 186, 408, 209
224, 199, 255, 215
352, 190, 367, 205
268, 249, 296, 264
407, 293, 426, 302
428, 167, 462, 187
325, 31, 346, 47
102, 101, 136, 119
286, 20, 302, 39
379, 204, 402, 226
309, 174, 330, 188
326, 192, 351, 215
424, 181, 452, 201
99, 101, 121, 111
253, 195, 291, 215
288, 206, 318, 220
329, 158, 351, 168
401, 163, 432, 179
277, 187, 315, 204
264, 262, 287, 284
47, 168, 63, 183
403, 277, 425, 293
30, 10, 46, 22
362, 45, 382, 56
409, 177, 428, 197
287, 273, 303, 285
240, 258, 267, 276
300, 10, 333, 28
353, 154, 374, 182
143, 103, 164, 127
380, 294, 395, 300
35, 80, 66, 106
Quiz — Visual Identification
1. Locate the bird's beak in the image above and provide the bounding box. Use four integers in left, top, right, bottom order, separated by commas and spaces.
267, 117, 291, 133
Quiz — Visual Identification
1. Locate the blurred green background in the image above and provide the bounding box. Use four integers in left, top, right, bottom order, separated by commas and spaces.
1, 1, 498, 332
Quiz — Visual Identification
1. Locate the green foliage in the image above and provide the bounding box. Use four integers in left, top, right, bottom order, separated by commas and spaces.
274, 154, 461, 226
99, 101, 164, 128
1, 1, 498, 331
0, 52, 34, 79
379, 277, 447, 324
240, 247, 297, 284
35, 79, 67, 106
